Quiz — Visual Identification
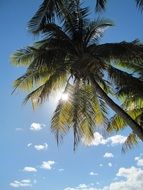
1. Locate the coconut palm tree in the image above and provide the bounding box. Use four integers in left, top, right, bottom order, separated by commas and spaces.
12, 0, 143, 149
28, 0, 143, 34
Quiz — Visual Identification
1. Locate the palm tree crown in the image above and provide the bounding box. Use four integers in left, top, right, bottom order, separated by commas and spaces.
12, 0, 143, 150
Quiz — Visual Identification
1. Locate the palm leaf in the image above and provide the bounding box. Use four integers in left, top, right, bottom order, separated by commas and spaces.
95, 0, 107, 11
92, 40, 143, 63
24, 69, 67, 106
84, 19, 113, 46
11, 47, 36, 66
122, 133, 138, 153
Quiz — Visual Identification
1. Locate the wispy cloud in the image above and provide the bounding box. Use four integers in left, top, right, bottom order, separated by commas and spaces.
108, 162, 112, 167
23, 167, 37, 172
10, 179, 32, 188
34, 143, 48, 151
82, 132, 126, 146
103, 152, 114, 158
27, 143, 32, 147
89, 171, 98, 176
30, 123, 46, 131
135, 155, 143, 166
41, 161, 55, 170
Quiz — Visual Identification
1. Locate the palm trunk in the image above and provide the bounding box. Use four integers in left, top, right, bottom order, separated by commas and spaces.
90, 76, 143, 141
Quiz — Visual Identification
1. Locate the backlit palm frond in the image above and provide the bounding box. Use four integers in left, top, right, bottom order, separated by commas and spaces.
38, 23, 74, 50
11, 47, 36, 66
24, 69, 68, 107
123, 96, 143, 110
12, 69, 50, 93
108, 107, 143, 132
95, 0, 107, 11
94, 40, 143, 63
84, 19, 113, 46
51, 81, 108, 149
113, 60, 143, 77
51, 83, 73, 145
108, 66, 143, 97
51, 80, 81, 149
94, 96, 108, 126
122, 133, 138, 153
122, 96, 143, 126
62, 4, 89, 41
84, 84, 108, 126
108, 114, 127, 132
136, 0, 143, 11
28, 0, 64, 33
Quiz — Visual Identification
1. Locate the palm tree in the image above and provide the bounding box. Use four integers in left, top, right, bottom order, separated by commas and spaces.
27, 0, 143, 34
12, 0, 143, 149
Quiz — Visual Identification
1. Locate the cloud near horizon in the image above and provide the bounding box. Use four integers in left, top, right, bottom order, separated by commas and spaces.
64, 166, 143, 190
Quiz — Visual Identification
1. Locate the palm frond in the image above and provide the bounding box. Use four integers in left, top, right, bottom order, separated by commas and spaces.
28, 0, 63, 33
12, 69, 50, 92
108, 66, 143, 97
136, 0, 143, 11
24, 69, 67, 106
93, 40, 143, 63
11, 47, 36, 66
108, 107, 143, 132
95, 0, 107, 11
122, 133, 138, 153
84, 19, 113, 46
51, 81, 73, 142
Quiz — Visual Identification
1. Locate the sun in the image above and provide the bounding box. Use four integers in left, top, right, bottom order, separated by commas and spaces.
61, 93, 69, 101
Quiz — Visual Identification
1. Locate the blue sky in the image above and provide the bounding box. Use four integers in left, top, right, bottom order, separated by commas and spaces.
1, 0, 143, 190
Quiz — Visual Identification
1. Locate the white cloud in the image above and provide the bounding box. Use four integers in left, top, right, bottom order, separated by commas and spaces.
23, 167, 37, 172
99, 164, 103, 167
27, 143, 32, 147
103, 152, 114, 158
83, 132, 107, 146
34, 143, 48, 151
82, 132, 126, 147
30, 123, 46, 131
10, 179, 32, 188
89, 172, 98, 176
108, 162, 112, 167
41, 161, 55, 170
64, 167, 143, 190
107, 166, 143, 190
107, 135, 127, 145
135, 155, 143, 166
